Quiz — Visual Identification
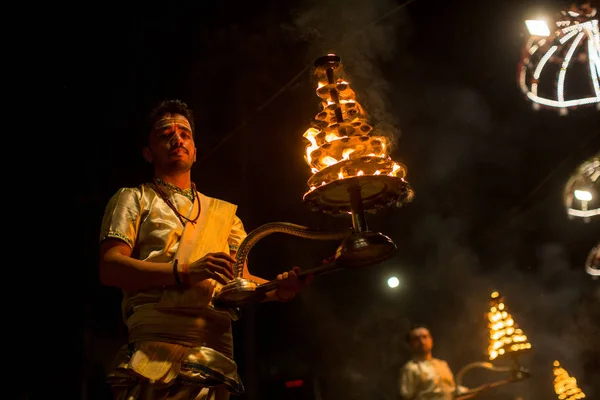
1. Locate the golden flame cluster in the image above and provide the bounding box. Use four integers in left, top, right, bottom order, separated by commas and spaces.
302, 64, 405, 189
487, 291, 531, 361
553, 360, 586, 399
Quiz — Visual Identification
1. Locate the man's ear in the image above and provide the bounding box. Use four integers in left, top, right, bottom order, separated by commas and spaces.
142, 146, 153, 163
192, 147, 197, 162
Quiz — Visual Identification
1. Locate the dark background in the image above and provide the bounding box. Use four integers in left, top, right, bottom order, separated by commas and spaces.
43, 0, 600, 398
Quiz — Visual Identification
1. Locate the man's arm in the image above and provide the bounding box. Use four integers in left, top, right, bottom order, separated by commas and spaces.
454, 379, 475, 399
99, 239, 179, 292
98, 187, 175, 292
455, 391, 478, 400
399, 365, 417, 400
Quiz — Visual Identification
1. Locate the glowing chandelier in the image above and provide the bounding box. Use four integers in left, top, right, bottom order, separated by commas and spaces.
518, 3, 600, 114
564, 152, 599, 221
585, 242, 599, 278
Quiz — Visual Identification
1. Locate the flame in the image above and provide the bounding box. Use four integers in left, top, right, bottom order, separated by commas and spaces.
302, 58, 406, 190
553, 361, 586, 399
487, 291, 531, 361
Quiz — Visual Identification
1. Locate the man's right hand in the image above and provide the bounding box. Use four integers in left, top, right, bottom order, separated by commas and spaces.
184, 252, 236, 285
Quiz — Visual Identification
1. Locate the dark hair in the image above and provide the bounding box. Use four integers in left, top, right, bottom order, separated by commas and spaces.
405, 324, 430, 342
146, 99, 196, 143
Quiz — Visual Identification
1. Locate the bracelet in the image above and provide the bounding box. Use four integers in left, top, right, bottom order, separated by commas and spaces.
173, 259, 182, 285
275, 288, 294, 302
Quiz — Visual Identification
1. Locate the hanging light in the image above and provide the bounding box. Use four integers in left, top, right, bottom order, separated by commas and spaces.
585, 242, 600, 278
564, 152, 599, 221
518, 3, 600, 114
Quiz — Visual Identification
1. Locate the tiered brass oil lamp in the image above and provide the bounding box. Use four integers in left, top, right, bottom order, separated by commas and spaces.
213, 54, 413, 309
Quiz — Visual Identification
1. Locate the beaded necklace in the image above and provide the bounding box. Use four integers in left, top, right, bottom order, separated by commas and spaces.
152, 178, 201, 225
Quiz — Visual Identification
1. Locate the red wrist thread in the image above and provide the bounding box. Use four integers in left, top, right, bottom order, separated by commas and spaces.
181, 263, 190, 285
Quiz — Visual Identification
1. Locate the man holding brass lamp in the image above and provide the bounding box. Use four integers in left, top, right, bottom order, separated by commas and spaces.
98, 99, 311, 399
399, 325, 474, 400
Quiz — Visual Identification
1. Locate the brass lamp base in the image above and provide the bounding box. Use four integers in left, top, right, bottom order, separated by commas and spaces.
304, 175, 413, 215
212, 230, 397, 309
213, 278, 260, 309
334, 230, 397, 268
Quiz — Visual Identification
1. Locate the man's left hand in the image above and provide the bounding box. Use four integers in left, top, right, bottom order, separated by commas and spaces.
275, 266, 313, 301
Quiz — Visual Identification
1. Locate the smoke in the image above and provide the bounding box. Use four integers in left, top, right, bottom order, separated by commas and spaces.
290, 78, 599, 399
284, 0, 414, 151
239, 2, 599, 399
429, 235, 597, 400
299, 210, 598, 399
412, 84, 495, 183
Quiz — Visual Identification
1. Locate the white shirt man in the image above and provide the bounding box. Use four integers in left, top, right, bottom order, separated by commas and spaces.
399, 326, 468, 400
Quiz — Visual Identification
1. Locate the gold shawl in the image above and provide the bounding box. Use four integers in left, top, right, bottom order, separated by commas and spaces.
155, 192, 238, 312
106, 190, 244, 391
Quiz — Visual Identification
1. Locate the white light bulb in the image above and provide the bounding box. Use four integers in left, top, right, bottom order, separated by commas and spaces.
387, 276, 400, 288
574, 189, 593, 201
525, 20, 551, 36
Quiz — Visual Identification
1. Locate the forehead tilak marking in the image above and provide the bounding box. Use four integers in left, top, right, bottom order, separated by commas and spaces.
154, 115, 192, 131
412, 328, 430, 337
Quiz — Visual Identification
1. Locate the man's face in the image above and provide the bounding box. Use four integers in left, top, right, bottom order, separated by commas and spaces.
144, 113, 196, 173
408, 327, 433, 355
